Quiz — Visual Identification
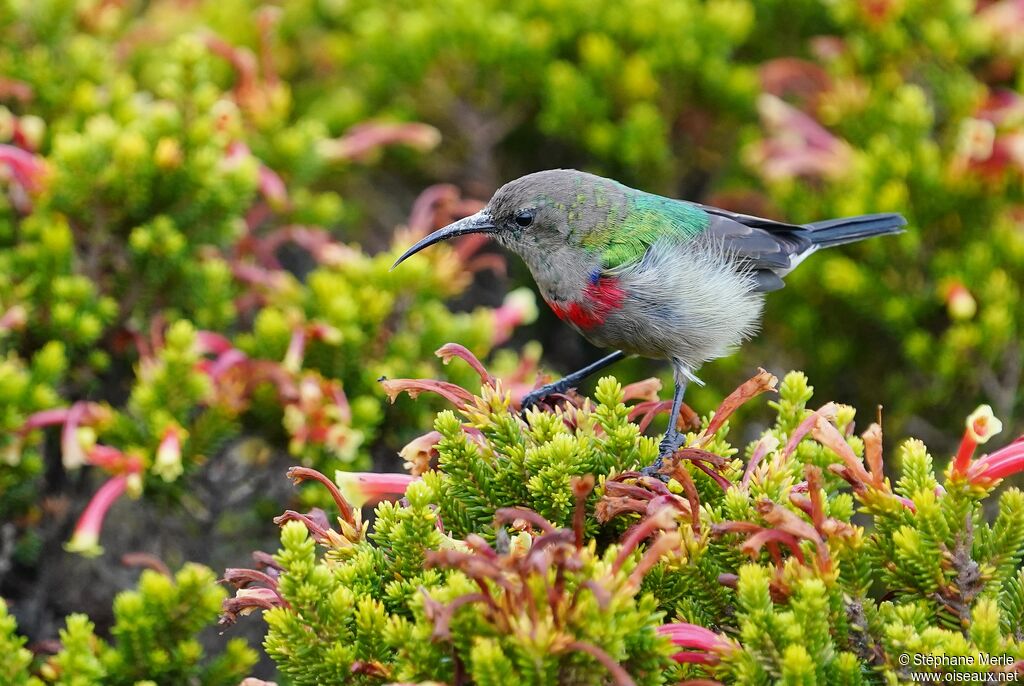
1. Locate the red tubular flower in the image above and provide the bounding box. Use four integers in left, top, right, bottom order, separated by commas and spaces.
334, 471, 416, 508
65, 475, 128, 557
657, 623, 733, 665
952, 405, 1003, 478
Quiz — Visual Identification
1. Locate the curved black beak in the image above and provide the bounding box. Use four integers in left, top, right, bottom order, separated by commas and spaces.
391, 211, 498, 270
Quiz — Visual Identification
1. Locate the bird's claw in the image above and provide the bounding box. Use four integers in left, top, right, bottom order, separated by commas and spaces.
518, 385, 570, 419
640, 433, 686, 481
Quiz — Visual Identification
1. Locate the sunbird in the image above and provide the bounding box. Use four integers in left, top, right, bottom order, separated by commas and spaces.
393, 169, 905, 464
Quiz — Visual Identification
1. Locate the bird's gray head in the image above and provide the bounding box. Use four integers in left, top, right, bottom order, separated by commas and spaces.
391, 169, 628, 269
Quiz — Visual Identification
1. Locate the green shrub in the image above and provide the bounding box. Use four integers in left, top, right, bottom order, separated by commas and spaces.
0, 1, 535, 559
222, 360, 1024, 684
1, 563, 255, 685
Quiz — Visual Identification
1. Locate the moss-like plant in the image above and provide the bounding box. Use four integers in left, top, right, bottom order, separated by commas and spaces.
222, 353, 1024, 684
1, 563, 255, 685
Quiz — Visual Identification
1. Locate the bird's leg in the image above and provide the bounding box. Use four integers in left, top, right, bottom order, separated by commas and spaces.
641, 367, 690, 477
520, 350, 627, 413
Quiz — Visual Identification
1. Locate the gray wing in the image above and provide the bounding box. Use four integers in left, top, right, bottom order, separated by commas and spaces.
697, 205, 814, 293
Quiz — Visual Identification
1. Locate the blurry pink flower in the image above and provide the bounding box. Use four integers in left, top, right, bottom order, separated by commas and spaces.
490, 288, 538, 345
61, 402, 91, 470
976, 1, 1024, 57
0, 143, 45, 190
22, 403, 107, 433
955, 90, 1024, 179
283, 322, 340, 372
65, 475, 128, 557
319, 122, 441, 162
85, 444, 142, 474
195, 330, 234, 356
657, 622, 734, 665
334, 471, 416, 508
748, 95, 854, 181
258, 164, 288, 211
283, 375, 360, 460
153, 424, 186, 482
0, 304, 27, 332
759, 58, 831, 108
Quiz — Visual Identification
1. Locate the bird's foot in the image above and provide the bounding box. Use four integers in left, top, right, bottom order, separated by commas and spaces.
519, 382, 572, 418
640, 432, 687, 480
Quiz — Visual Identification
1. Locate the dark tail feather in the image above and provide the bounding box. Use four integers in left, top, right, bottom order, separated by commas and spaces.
805, 213, 906, 248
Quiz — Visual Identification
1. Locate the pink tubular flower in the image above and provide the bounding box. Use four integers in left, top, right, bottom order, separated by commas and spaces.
0, 143, 45, 190
195, 330, 234, 356
21, 402, 108, 433
85, 444, 142, 474
282, 322, 341, 373
334, 471, 416, 508
65, 475, 128, 557
399, 431, 442, 477
60, 402, 91, 470
153, 425, 185, 482
657, 623, 734, 665
951, 405, 1003, 478
219, 586, 288, 626
283, 375, 360, 460
380, 377, 475, 409
258, 165, 288, 211
968, 437, 1024, 485
318, 122, 441, 162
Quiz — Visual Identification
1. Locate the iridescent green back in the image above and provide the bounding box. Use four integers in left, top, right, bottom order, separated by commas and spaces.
584, 190, 710, 271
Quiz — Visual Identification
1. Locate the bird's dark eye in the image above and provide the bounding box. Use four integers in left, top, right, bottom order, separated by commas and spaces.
514, 210, 534, 228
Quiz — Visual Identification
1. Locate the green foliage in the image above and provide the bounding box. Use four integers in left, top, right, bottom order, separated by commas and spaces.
0, 0, 535, 560
744, 0, 1024, 441
1, 563, 255, 685
226, 370, 1024, 684
266, 0, 758, 186
178, 0, 1024, 439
